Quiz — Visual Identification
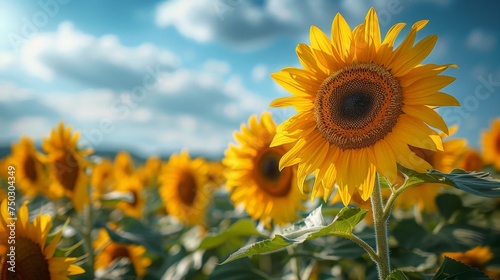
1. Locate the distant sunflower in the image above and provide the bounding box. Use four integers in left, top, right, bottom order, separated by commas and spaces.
114, 151, 135, 179
7, 137, 48, 197
136, 156, 162, 188
458, 149, 484, 172
270, 8, 458, 205
442, 246, 499, 279
90, 158, 115, 201
94, 229, 151, 278
206, 161, 226, 190
0, 199, 85, 279
115, 176, 145, 218
159, 151, 211, 226
397, 133, 467, 212
43, 122, 92, 212
481, 118, 500, 170
224, 112, 307, 226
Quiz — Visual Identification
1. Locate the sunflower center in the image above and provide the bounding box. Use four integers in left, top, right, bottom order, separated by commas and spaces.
23, 154, 38, 182
177, 171, 197, 205
314, 62, 403, 150
1, 237, 51, 280
255, 149, 292, 197
109, 245, 131, 262
54, 149, 80, 192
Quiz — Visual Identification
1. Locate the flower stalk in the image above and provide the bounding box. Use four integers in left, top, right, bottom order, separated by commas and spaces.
371, 174, 391, 279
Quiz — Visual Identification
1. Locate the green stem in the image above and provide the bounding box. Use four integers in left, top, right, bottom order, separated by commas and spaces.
341, 234, 378, 263
83, 203, 94, 277
371, 174, 390, 280
287, 246, 301, 280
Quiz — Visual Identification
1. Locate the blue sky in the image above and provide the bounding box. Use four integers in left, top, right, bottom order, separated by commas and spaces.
0, 0, 499, 157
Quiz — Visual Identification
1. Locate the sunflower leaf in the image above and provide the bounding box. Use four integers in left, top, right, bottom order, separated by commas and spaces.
220, 206, 367, 265
432, 257, 490, 280
401, 166, 500, 198
198, 219, 265, 250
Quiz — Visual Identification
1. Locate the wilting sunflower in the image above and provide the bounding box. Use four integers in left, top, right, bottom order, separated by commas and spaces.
270, 8, 459, 205
0, 199, 85, 279
396, 132, 467, 212
159, 151, 211, 226
5, 137, 48, 197
114, 176, 145, 218
224, 112, 306, 226
481, 118, 500, 170
94, 228, 151, 278
442, 246, 500, 279
43, 122, 92, 213
457, 148, 484, 172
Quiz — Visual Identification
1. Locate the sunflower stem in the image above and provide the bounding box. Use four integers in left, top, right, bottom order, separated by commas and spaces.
371, 173, 391, 280
83, 203, 95, 277
287, 246, 302, 280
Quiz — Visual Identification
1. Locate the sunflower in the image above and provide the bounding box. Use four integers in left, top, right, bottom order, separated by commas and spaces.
90, 158, 115, 202
43, 122, 92, 213
159, 151, 211, 226
457, 148, 484, 172
114, 176, 145, 218
93, 228, 151, 278
396, 133, 467, 212
114, 151, 135, 180
136, 156, 162, 188
224, 112, 307, 226
442, 246, 500, 279
270, 8, 459, 205
481, 118, 500, 170
7, 137, 48, 197
206, 161, 226, 190
0, 199, 85, 279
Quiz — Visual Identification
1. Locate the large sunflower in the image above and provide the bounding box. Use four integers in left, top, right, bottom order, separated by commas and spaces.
6, 137, 48, 197
270, 8, 459, 205
481, 118, 500, 170
0, 199, 84, 279
159, 151, 211, 226
223, 112, 306, 226
93, 228, 151, 278
43, 122, 92, 212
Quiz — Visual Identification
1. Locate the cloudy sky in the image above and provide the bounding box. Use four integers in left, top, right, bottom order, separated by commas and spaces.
0, 0, 499, 157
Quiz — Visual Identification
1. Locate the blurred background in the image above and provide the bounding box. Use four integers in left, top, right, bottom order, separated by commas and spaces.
0, 0, 499, 159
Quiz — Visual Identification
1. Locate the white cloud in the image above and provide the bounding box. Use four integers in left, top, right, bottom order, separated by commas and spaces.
252, 64, 268, 81
20, 22, 179, 88
155, 0, 344, 49
203, 59, 231, 75
10, 117, 53, 140
0, 81, 32, 101
0, 52, 14, 70
466, 29, 496, 53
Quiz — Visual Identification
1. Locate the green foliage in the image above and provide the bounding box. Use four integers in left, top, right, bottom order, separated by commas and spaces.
221, 206, 367, 264
432, 257, 490, 280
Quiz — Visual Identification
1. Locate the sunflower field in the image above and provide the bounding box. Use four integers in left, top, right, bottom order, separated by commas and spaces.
2, 6, 500, 280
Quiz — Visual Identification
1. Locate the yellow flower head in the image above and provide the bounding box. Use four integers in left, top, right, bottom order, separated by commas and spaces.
0, 199, 85, 279
481, 118, 500, 170
94, 228, 151, 278
159, 151, 211, 226
270, 8, 459, 205
114, 176, 145, 219
90, 158, 115, 201
43, 122, 92, 212
457, 148, 484, 172
136, 156, 162, 188
7, 137, 48, 198
114, 151, 135, 179
224, 112, 307, 226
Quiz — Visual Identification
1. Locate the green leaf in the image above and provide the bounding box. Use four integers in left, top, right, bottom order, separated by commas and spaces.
199, 219, 265, 250
432, 257, 490, 280
401, 166, 500, 198
221, 206, 367, 265
387, 270, 409, 280
429, 169, 500, 198
208, 258, 270, 280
